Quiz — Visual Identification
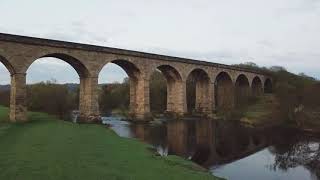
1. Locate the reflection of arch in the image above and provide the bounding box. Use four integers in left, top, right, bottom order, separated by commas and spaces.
235, 74, 250, 106
215, 72, 234, 111
192, 119, 216, 165
28, 53, 89, 78
252, 76, 263, 96
264, 78, 272, 93
133, 124, 147, 140
0, 55, 15, 74
150, 65, 182, 113
186, 69, 210, 113
252, 134, 262, 146
167, 121, 189, 157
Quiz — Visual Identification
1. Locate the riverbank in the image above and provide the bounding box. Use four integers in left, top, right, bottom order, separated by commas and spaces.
238, 94, 320, 134
0, 106, 222, 180
239, 94, 283, 127
214, 94, 282, 128
292, 107, 320, 134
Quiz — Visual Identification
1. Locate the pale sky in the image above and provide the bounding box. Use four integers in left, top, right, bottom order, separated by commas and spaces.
0, 0, 319, 84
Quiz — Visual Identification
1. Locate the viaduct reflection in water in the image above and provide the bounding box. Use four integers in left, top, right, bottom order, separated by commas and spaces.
166, 119, 270, 167
130, 119, 272, 167
104, 118, 320, 179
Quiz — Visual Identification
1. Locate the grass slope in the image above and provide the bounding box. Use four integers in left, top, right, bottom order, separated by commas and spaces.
241, 94, 281, 126
0, 106, 222, 180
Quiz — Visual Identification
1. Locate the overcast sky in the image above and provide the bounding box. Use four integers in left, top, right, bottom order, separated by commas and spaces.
0, 0, 319, 84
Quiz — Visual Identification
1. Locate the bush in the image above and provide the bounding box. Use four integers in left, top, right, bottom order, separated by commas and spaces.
0, 89, 10, 107
27, 80, 77, 120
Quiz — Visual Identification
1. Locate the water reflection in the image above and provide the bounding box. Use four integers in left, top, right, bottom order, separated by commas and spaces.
102, 117, 320, 180
269, 135, 320, 179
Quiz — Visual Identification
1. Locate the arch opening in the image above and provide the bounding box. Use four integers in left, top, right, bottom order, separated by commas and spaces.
98, 60, 141, 117
186, 69, 210, 114
0, 58, 11, 121
215, 72, 234, 111
149, 65, 182, 114
252, 76, 263, 97
149, 70, 167, 114
26, 56, 81, 120
0, 55, 15, 75
235, 74, 250, 107
40, 53, 89, 78
264, 78, 272, 94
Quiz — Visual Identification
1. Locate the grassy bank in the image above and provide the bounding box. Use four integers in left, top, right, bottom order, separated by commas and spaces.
0, 106, 222, 180
239, 94, 282, 127
0, 106, 9, 121
293, 107, 320, 133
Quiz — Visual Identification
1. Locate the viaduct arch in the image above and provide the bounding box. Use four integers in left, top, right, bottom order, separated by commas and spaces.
252, 76, 263, 97
235, 74, 250, 107
0, 33, 272, 122
152, 65, 184, 114
215, 72, 234, 111
187, 68, 211, 114
264, 78, 273, 93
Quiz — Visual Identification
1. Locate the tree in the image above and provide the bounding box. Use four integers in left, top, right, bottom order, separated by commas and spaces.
0, 89, 10, 107
27, 80, 77, 120
270, 66, 286, 72
99, 80, 130, 114
270, 136, 320, 179
150, 71, 167, 113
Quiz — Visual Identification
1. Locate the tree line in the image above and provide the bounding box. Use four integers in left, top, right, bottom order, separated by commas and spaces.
235, 62, 320, 127
0, 64, 319, 126
0, 71, 172, 119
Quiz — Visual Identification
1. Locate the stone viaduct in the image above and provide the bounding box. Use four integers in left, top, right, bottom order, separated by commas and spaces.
0, 33, 272, 123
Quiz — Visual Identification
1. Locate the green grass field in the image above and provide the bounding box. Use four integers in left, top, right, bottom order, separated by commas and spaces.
0, 106, 222, 180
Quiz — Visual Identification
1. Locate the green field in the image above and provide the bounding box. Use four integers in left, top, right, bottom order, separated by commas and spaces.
0, 106, 222, 180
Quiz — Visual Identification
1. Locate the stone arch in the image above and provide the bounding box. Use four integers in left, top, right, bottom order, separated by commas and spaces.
0, 55, 13, 119
0, 55, 15, 75
235, 74, 250, 106
149, 65, 183, 114
264, 78, 272, 93
252, 76, 263, 97
26, 53, 90, 78
186, 68, 211, 113
98, 59, 148, 120
108, 59, 141, 80
156, 65, 182, 82
25, 53, 98, 122
185, 67, 211, 81
215, 71, 234, 111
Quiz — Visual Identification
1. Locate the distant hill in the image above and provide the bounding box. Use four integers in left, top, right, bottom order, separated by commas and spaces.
0, 85, 10, 91
0, 83, 116, 92
0, 84, 79, 92
65, 83, 117, 92
64, 83, 79, 92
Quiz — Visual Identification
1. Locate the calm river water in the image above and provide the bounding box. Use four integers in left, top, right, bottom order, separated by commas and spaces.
102, 117, 320, 180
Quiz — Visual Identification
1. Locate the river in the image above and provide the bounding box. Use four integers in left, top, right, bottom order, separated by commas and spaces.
102, 117, 320, 180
